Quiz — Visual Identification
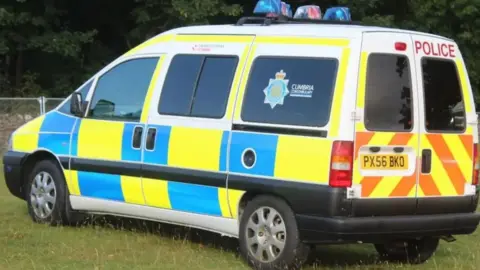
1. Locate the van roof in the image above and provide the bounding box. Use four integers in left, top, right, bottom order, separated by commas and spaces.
163, 23, 453, 42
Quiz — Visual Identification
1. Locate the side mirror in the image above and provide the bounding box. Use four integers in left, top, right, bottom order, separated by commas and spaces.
70, 93, 84, 117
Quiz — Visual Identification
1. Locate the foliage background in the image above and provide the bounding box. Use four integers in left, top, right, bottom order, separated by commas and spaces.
0, 0, 478, 100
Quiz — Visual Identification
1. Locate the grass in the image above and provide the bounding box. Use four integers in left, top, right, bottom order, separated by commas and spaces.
0, 168, 479, 269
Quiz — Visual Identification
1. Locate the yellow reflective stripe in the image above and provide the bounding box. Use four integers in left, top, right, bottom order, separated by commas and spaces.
124, 34, 174, 56
274, 135, 332, 184
455, 59, 473, 113
444, 134, 472, 184
168, 126, 223, 171
141, 56, 166, 123
467, 126, 474, 136
355, 121, 367, 132
218, 188, 231, 218
234, 44, 257, 121
421, 135, 457, 196
12, 115, 45, 152
142, 178, 171, 209
369, 176, 403, 198
228, 189, 245, 219
225, 46, 251, 119
255, 36, 350, 46
354, 52, 368, 133
77, 119, 123, 160
368, 132, 394, 146
329, 48, 351, 138
415, 186, 424, 197
174, 35, 254, 43
121, 176, 145, 205
356, 52, 368, 109
64, 170, 81, 196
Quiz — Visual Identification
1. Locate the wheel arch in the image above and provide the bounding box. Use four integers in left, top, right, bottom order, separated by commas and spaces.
235, 191, 296, 222
20, 149, 67, 197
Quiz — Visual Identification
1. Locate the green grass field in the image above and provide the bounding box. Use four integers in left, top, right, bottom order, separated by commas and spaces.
0, 167, 479, 270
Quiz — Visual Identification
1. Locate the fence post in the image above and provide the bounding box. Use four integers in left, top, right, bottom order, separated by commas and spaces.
39, 96, 46, 115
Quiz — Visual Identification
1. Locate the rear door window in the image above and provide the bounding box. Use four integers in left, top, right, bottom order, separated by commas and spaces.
364, 54, 413, 131
241, 57, 338, 127
422, 58, 465, 132
158, 55, 238, 118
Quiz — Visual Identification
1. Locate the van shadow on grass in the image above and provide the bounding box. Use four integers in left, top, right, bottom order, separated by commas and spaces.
78, 214, 385, 269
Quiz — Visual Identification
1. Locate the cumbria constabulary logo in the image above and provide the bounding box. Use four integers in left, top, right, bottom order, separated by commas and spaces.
263, 70, 289, 109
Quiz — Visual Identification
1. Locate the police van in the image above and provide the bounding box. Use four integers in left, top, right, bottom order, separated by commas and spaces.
3, 2, 480, 269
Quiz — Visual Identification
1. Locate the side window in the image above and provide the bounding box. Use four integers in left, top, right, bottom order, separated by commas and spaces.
422, 58, 465, 132
241, 57, 338, 127
58, 80, 93, 115
87, 57, 159, 122
158, 55, 238, 118
364, 54, 413, 131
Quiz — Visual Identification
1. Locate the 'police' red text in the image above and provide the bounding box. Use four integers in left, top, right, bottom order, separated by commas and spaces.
414, 41, 455, 58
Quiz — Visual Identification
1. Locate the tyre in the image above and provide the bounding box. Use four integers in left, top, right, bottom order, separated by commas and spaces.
239, 195, 310, 270
25, 159, 80, 226
374, 237, 439, 264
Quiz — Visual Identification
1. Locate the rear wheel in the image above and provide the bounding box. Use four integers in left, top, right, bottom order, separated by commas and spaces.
374, 237, 439, 264
239, 195, 310, 270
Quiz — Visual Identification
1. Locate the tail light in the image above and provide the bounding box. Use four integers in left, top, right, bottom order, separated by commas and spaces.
329, 140, 354, 188
473, 144, 479, 186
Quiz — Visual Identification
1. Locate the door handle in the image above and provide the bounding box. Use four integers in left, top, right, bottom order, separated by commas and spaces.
132, 126, 143, 149
421, 149, 432, 174
146, 128, 157, 151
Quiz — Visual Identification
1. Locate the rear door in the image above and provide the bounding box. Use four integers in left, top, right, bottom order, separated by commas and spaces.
352, 32, 420, 216
412, 36, 478, 214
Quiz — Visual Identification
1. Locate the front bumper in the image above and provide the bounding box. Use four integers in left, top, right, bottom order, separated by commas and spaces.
297, 212, 480, 244
3, 151, 27, 200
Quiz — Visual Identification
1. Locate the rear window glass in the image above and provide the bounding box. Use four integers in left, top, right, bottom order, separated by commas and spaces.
422, 58, 465, 132
241, 57, 338, 127
364, 54, 413, 131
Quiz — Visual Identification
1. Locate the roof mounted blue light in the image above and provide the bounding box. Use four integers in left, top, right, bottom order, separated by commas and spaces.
293, 5, 322, 20
253, 0, 282, 16
323, 7, 351, 21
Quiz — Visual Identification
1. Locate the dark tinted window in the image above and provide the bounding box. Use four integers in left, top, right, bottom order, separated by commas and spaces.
241, 57, 338, 127
364, 54, 413, 131
58, 80, 93, 115
87, 57, 159, 122
191, 57, 238, 118
158, 55, 238, 118
158, 55, 203, 116
422, 58, 465, 132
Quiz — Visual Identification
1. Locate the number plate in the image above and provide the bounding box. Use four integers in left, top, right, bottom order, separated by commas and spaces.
360, 154, 408, 170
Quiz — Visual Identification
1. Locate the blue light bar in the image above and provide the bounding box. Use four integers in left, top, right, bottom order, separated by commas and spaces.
293, 5, 322, 20
323, 7, 351, 21
253, 0, 282, 15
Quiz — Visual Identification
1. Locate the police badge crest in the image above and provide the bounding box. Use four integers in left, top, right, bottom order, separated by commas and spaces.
263, 70, 289, 109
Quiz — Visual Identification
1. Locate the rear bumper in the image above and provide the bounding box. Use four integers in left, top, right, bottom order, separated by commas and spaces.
298, 212, 480, 244
3, 151, 26, 200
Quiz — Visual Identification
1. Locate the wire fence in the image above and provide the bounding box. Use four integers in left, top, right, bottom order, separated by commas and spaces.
0, 97, 65, 152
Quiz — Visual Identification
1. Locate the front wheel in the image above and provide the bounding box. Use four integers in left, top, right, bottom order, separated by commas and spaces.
239, 195, 310, 270
374, 237, 439, 264
25, 159, 70, 225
